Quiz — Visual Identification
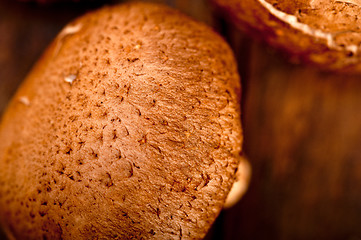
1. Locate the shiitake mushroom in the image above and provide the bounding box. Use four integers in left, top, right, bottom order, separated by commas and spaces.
213, 0, 361, 72
0, 3, 247, 239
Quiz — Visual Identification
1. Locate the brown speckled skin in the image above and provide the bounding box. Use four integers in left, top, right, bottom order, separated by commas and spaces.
213, 0, 361, 72
0, 3, 242, 239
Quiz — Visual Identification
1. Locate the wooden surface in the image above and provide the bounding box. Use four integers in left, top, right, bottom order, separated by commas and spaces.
225, 38, 361, 239
1, 0, 361, 239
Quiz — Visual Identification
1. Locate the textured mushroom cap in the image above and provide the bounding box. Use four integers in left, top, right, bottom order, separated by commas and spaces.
0, 3, 243, 239
213, 0, 361, 72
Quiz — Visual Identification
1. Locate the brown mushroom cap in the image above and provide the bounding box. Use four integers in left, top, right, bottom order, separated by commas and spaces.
213, 0, 361, 72
0, 2, 243, 239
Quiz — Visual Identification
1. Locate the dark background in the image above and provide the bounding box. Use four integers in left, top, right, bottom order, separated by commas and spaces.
1, 0, 361, 239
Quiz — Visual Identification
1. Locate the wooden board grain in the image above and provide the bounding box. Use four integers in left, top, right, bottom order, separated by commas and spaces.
217, 25, 361, 239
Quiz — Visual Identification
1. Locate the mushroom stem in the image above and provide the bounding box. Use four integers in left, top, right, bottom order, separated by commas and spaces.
224, 156, 251, 209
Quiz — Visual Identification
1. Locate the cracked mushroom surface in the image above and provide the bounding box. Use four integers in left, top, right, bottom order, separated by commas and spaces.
0, 2, 243, 240
213, 0, 361, 71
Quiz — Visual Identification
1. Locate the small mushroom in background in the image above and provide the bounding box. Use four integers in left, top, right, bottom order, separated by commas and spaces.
211, 0, 361, 239
212, 0, 361, 72
0, 2, 248, 239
